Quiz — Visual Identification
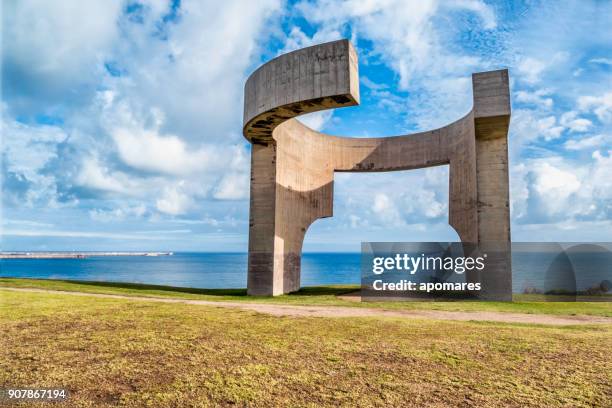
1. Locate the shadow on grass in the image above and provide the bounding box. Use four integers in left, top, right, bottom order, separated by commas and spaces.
282, 285, 359, 297
1, 277, 359, 298
52, 279, 249, 296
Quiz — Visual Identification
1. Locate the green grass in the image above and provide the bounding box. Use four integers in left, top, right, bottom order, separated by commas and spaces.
1, 277, 612, 317
1, 290, 611, 407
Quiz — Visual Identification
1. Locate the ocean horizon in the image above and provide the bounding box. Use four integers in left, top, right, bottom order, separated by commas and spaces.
2, 250, 610, 294
0, 252, 361, 289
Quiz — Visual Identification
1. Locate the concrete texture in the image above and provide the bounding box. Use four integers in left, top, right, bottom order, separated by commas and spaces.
243, 40, 511, 298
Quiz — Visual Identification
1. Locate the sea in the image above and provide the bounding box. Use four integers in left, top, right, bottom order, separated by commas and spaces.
0, 253, 358, 289
1, 249, 610, 294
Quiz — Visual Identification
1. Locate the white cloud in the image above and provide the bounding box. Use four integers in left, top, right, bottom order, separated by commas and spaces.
110, 0, 282, 143
531, 162, 580, 198
1, 116, 67, 180
156, 183, 192, 215
213, 172, 250, 200
361, 76, 388, 91
3, 0, 279, 219
170, 216, 221, 227
98, 90, 244, 177
512, 152, 612, 225
2, 0, 123, 111
515, 89, 553, 108
89, 204, 148, 222
578, 92, 612, 123
560, 111, 592, 133
331, 166, 449, 231
297, 111, 335, 131
370, 89, 410, 114
510, 109, 564, 150
589, 57, 612, 66
2, 229, 167, 240
291, 0, 495, 129
348, 214, 368, 229
1, 114, 67, 206
591, 150, 612, 195
564, 134, 610, 151
112, 127, 222, 176
449, 0, 497, 29
77, 157, 134, 195
516, 52, 568, 85
372, 193, 404, 226
516, 57, 547, 85
280, 25, 343, 53
2, 219, 54, 228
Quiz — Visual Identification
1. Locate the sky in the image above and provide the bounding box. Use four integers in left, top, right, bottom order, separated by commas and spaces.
1, 0, 611, 252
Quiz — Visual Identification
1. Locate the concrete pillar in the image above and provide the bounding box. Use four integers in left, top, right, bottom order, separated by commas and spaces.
473, 69, 512, 300
247, 141, 279, 295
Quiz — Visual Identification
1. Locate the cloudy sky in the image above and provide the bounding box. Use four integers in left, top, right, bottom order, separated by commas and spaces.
2, 0, 611, 252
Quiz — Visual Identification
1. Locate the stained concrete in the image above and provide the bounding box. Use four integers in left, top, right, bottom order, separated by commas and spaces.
243, 39, 511, 298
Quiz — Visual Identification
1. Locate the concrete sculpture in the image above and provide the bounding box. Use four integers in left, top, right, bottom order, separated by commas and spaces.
243, 40, 511, 297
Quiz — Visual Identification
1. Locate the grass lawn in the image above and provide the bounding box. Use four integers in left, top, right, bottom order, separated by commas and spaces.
1, 277, 612, 317
1, 289, 611, 407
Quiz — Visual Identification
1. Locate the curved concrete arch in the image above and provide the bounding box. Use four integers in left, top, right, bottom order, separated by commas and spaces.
243, 39, 359, 144
244, 40, 511, 298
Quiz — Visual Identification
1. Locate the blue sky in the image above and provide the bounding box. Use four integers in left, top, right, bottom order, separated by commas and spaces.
1, 0, 611, 252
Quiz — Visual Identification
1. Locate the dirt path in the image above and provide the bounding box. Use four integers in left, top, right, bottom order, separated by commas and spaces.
2, 287, 611, 326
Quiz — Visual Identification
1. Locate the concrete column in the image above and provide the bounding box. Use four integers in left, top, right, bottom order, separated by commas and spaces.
472, 69, 512, 300
247, 142, 279, 296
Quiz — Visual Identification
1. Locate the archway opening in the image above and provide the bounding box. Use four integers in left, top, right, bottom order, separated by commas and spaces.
300, 165, 461, 286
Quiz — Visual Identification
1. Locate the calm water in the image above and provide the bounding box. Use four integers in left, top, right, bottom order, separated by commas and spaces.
0, 253, 361, 289
1, 251, 610, 293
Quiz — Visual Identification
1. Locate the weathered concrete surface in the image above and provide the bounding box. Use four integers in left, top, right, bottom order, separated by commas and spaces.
243, 39, 359, 144
243, 40, 511, 298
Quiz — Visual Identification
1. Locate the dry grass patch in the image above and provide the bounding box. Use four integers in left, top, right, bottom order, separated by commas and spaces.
1, 290, 610, 407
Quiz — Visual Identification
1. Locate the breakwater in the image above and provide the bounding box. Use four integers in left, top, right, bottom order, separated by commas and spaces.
0, 252, 173, 259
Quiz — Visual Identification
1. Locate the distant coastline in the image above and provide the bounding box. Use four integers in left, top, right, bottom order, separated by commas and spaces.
0, 252, 174, 259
